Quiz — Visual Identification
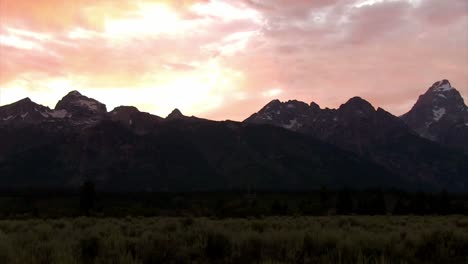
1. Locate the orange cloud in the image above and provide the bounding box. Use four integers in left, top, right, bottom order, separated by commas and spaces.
0, 0, 467, 121
0, 0, 206, 32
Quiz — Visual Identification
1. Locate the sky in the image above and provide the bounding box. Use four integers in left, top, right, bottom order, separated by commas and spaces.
0, 0, 467, 121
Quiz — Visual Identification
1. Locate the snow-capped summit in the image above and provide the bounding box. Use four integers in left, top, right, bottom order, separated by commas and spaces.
245, 96, 409, 155
402, 80, 466, 126
55, 90, 107, 121
244, 99, 312, 131
430, 79, 454, 93
401, 79, 467, 150
0, 97, 56, 123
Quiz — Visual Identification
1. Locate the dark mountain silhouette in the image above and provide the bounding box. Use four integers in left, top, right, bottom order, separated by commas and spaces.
245, 80, 468, 190
166, 108, 185, 119
245, 96, 410, 155
0, 80, 467, 191
0, 109, 398, 191
401, 80, 468, 152
110, 106, 163, 134
54, 90, 107, 125
0, 97, 56, 124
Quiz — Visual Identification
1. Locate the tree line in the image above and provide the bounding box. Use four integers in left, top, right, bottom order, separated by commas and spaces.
0, 182, 466, 218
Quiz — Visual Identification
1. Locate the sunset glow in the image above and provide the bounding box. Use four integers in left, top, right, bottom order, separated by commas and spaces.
104, 3, 182, 37
0, 0, 467, 120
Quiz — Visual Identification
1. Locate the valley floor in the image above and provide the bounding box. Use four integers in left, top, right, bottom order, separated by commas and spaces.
0, 216, 467, 264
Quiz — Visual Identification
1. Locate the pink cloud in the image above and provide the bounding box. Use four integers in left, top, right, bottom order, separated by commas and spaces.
0, 0, 466, 120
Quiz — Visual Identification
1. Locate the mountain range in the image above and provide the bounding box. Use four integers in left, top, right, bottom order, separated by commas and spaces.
0, 80, 466, 191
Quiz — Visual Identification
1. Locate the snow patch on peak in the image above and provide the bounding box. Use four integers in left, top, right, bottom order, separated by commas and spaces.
2, 115, 14, 121
435, 83, 453, 92
433, 107, 446, 121
432, 80, 453, 92
77, 99, 99, 111
287, 104, 295, 108
49, 109, 69, 118
355, 110, 366, 117
283, 118, 300, 129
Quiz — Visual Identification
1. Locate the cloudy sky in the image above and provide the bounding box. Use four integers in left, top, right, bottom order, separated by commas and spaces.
0, 0, 467, 120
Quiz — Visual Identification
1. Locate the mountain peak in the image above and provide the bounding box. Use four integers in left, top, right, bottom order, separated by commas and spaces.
17, 97, 33, 103
346, 96, 372, 105
0, 97, 54, 123
55, 90, 107, 119
259, 99, 312, 112
404, 79, 466, 115
264, 99, 281, 108
112, 106, 140, 114
67, 90, 83, 97
286, 99, 310, 108
3, 97, 42, 109
401, 80, 467, 148
410, 80, 465, 111
430, 79, 453, 93
167, 108, 184, 119
244, 99, 311, 127
340, 97, 375, 114
310, 102, 320, 110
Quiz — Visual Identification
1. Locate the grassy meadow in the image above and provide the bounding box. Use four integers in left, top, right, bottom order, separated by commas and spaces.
0, 216, 467, 264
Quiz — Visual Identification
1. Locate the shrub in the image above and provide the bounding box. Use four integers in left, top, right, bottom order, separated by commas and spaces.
204, 231, 232, 261
79, 236, 100, 263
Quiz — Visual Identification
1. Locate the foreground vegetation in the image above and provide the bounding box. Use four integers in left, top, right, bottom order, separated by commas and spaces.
0, 216, 467, 264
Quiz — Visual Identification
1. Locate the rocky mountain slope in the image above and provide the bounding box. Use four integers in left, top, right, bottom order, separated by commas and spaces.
401, 80, 468, 151
245, 80, 468, 190
0, 98, 398, 191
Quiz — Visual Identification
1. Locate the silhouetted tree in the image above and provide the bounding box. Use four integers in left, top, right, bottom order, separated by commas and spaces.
271, 200, 288, 215
411, 191, 428, 215
298, 200, 307, 215
80, 180, 96, 216
372, 190, 386, 215
215, 199, 226, 217
205, 232, 232, 261
437, 189, 451, 215
393, 198, 409, 215
355, 190, 386, 215
337, 188, 353, 215
320, 186, 330, 214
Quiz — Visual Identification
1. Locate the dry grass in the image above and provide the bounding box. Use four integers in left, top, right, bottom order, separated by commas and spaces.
0, 216, 467, 263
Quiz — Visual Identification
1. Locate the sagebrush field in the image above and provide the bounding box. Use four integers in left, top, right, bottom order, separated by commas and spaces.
0, 216, 467, 264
